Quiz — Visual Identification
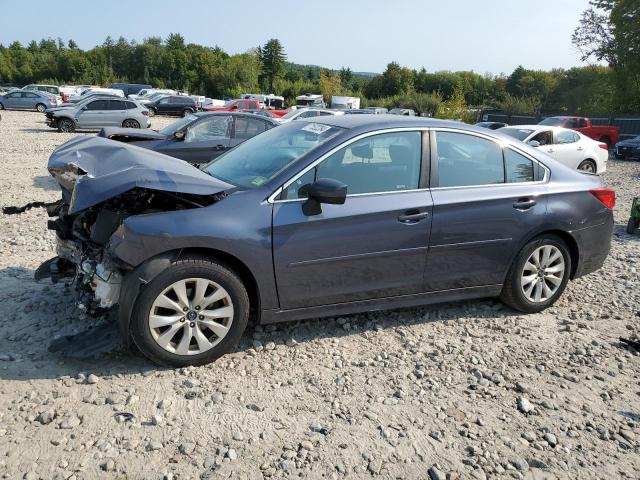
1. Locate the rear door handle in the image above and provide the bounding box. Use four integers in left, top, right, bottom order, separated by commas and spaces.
577, 146, 584, 151
547, 148, 554, 153
513, 198, 537, 210
398, 210, 429, 224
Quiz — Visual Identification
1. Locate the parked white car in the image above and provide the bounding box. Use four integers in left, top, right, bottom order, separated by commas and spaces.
499, 125, 608, 174
68, 88, 124, 103
275, 108, 343, 124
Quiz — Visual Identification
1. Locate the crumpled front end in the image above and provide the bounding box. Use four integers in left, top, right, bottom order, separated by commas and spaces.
25, 136, 233, 316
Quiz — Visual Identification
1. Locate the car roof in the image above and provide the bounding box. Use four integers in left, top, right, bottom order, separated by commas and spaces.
301, 114, 466, 131
193, 111, 279, 124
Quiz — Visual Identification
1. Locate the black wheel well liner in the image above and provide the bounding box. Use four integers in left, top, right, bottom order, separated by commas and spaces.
118, 247, 260, 343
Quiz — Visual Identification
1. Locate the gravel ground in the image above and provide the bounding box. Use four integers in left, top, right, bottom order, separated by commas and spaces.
0, 110, 639, 480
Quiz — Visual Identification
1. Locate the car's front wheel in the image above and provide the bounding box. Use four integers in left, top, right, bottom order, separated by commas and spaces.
130, 256, 250, 367
501, 235, 571, 313
57, 118, 75, 133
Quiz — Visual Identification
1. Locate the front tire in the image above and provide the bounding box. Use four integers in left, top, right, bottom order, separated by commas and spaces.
130, 256, 250, 367
577, 159, 597, 173
57, 118, 75, 133
627, 217, 639, 234
35, 103, 47, 113
500, 235, 571, 313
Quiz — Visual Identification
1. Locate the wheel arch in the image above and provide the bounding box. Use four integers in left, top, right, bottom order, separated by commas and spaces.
515, 229, 580, 279
118, 247, 261, 343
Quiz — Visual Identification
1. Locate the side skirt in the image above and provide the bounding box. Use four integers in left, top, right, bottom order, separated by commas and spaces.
260, 284, 503, 324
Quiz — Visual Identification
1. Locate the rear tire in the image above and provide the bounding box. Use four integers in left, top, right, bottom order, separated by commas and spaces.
147, 107, 156, 117
500, 235, 571, 313
627, 217, 639, 234
130, 255, 250, 367
122, 119, 140, 128
35, 103, 47, 113
577, 159, 597, 173
57, 118, 75, 133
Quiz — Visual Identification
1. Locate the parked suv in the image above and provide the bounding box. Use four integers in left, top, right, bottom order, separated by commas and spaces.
146, 95, 198, 117
46, 98, 150, 132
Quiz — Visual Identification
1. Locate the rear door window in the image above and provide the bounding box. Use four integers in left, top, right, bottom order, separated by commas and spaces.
85, 100, 108, 110
107, 100, 125, 110
233, 117, 268, 139
435, 131, 504, 187
556, 130, 579, 144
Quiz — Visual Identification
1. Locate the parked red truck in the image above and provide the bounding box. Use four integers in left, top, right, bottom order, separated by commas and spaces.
538, 116, 620, 147
204, 99, 288, 117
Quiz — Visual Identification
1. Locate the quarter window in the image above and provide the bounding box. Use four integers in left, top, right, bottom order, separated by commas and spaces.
435, 131, 504, 187
505, 149, 534, 183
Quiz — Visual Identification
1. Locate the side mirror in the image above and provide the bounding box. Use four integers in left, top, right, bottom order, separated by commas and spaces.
174, 130, 186, 140
302, 178, 347, 216
527, 140, 540, 147
81, 106, 87, 111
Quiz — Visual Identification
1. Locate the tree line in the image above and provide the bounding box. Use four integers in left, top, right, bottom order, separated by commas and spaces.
0, 1, 636, 116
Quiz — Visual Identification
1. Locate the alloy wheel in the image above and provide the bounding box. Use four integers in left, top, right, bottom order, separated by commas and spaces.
578, 161, 596, 173
520, 245, 565, 303
148, 278, 234, 356
123, 119, 139, 128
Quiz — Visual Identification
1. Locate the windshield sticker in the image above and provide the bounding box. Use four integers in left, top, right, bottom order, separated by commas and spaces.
301, 123, 332, 135
251, 176, 268, 187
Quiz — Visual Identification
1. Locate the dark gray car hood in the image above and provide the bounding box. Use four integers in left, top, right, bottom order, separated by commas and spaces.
98, 127, 167, 141
48, 136, 233, 214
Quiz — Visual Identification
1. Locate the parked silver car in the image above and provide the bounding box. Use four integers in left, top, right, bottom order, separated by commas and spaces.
46, 98, 150, 132
0, 90, 59, 112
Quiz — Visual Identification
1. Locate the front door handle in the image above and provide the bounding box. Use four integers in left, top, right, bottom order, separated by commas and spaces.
398, 210, 429, 224
513, 198, 537, 210
577, 146, 584, 151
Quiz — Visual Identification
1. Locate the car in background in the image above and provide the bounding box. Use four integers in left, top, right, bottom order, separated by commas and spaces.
389, 108, 416, 116
0, 90, 59, 112
343, 109, 375, 115
295, 93, 325, 108
23, 84, 61, 96
40, 115, 614, 366
98, 112, 277, 164
46, 97, 150, 132
614, 135, 640, 160
538, 116, 620, 147
499, 125, 608, 173
68, 88, 125, 103
129, 88, 176, 100
476, 121, 508, 130
364, 107, 388, 114
146, 95, 198, 117
109, 83, 153, 97
247, 110, 278, 118
275, 108, 343, 123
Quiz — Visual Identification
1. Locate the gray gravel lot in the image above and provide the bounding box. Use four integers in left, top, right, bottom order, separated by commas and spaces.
0, 110, 638, 480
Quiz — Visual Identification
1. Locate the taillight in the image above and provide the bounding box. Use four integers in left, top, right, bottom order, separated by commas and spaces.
142, 111, 149, 116
590, 188, 615, 209
598, 143, 608, 150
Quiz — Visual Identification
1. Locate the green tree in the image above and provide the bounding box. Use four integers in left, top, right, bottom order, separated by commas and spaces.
258, 38, 286, 92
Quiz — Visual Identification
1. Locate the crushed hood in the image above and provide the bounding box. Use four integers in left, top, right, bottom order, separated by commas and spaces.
98, 127, 167, 141
48, 136, 233, 214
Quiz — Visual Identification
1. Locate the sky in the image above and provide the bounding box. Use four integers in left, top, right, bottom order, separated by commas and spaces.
0, 0, 592, 75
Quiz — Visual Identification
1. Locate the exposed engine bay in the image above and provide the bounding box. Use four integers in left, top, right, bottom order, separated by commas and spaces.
4, 135, 232, 317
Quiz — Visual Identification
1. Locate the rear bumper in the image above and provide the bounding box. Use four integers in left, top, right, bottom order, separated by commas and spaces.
572, 214, 614, 278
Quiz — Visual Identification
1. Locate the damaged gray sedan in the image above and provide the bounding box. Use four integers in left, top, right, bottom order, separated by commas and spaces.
19, 116, 614, 367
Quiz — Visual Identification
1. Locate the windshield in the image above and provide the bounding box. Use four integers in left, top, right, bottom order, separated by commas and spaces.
538, 117, 565, 126
158, 115, 199, 135
203, 122, 344, 188
500, 128, 534, 141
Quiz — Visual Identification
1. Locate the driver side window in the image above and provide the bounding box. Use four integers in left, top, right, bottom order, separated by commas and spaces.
185, 117, 231, 143
281, 131, 422, 199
